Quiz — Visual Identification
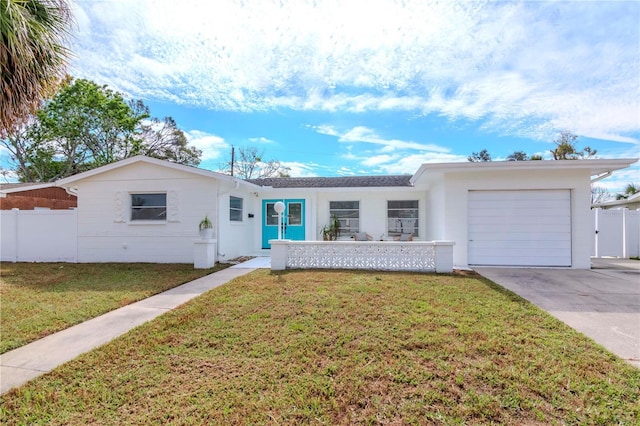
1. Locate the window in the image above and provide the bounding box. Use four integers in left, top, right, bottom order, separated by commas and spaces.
230, 196, 243, 222
131, 193, 166, 221
329, 201, 359, 236
288, 202, 302, 225
387, 200, 418, 237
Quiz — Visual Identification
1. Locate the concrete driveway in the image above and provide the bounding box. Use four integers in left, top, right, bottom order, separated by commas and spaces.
476, 258, 640, 368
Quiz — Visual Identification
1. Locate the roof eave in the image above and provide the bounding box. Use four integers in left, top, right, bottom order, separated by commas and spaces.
411, 158, 639, 184
55, 156, 261, 189
0, 182, 57, 194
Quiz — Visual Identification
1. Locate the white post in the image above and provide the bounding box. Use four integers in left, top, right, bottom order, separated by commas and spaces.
12, 208, 18, 263
622, 208, 628, 259
433, 241, 455, 273
594, 208, 599, 258
274, 201, 285, 240
194, 240, 217, 269
270, 239, 289, 270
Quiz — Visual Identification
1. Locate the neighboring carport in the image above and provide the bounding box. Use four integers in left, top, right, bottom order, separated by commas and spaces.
476, 258, 640, 368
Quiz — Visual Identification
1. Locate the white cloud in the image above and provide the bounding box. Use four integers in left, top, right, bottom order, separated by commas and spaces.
371, 153, 468, 175
314, 125, 450, 153
596, 165, 640, 194
247, 137, 275, 145
280, 161, 320, 177
71, 0, 639, 142
312, 124, 466, 173
184, 130, 229, 161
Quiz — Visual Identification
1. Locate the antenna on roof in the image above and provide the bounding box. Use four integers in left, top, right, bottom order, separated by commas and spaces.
230, 146, 235, 176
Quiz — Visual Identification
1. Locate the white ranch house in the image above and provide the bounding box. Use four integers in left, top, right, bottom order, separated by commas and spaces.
1, 155, 636, 270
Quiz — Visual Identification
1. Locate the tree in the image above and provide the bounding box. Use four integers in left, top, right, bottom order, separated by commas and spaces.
615, 183, 639, 200
35, 78, 142, 176
137, 116, 201, 167
506, 151, 529, 161
550, 131, 597, 160
1, 0, 73, 137
1, 78, 201, 181
467, 149, 492, 162
222, 146, 290, 179
591, 186, 610, 205
1, 120, 62, 181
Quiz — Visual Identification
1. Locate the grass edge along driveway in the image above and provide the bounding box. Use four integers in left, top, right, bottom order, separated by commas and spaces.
1, 269, 638, 425
0, 262, 228, 354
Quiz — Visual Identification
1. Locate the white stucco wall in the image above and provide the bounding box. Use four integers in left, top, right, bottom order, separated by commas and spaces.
424, 179, 445, 241
50, 156, 607, 268
429, 168, 592, 269
313, 188, 426, 241
70, 162, 222, 263
252, 188, 426, 247
216, 187, 261, 261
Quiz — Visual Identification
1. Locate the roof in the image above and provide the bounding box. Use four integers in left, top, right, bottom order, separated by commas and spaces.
55, 156, 261, 189
0, 182, 57, 194
248, 175, 413, 188
410, 158, 639, 185
593, 192, 640, 209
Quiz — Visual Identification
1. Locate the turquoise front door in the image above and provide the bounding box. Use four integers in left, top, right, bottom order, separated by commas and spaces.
262, 199, 305, 248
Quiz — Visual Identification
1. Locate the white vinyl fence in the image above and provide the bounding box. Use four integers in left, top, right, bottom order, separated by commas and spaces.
1, 209, 77, 262
592, 208, 639, 258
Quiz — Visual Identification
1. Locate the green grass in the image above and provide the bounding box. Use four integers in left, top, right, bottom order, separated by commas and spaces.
2, 269, 639, 425
0, 262, 228, 353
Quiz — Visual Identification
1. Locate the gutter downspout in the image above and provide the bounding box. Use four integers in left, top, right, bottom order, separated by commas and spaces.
590, 171, 612, 184
55, 181, 78, 197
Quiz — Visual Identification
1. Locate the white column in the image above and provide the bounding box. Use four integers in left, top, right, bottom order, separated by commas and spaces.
270, 239, 289, 270
622, 208, 628, 259
433, 241, 455, 273
194, 240, 217, 269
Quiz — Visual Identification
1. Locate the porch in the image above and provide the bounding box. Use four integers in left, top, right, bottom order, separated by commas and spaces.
269, 240, 455, 273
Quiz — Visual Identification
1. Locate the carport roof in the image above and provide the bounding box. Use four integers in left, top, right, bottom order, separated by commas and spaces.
410, 158, 639, 185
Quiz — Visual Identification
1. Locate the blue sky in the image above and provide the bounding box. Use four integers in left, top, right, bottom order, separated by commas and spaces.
9, 1, 640, 191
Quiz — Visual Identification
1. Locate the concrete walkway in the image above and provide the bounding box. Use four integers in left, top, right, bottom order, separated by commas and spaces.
1, 262, 267, 394
476, 258, 640, 368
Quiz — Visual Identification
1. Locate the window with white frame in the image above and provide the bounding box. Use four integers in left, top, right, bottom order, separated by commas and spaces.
329, 201, 360, 237
230, 196, 243, 222
130, 193, 166, 221
387, 200, 419, 237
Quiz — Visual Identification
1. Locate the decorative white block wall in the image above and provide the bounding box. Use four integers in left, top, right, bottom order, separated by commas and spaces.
270, 240, 454, 273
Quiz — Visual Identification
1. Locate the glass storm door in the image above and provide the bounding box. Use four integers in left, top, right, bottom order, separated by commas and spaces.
262, 199, 305, 248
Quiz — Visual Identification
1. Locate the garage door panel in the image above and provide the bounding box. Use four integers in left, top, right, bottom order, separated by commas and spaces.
469, 190, 569, 202
469, 216, 570, 226
470, 240, 571, 250
470, 254, 570, 267
470, 208, 571, 218
468, 190, 571, 267
469, 223, 571, 233
469, 228, 569, 244
472, 248, 571, 258
470, 200, 569, 211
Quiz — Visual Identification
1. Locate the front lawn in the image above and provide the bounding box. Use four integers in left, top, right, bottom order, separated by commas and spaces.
1, 270, 638, 424
0, 262, 227, 353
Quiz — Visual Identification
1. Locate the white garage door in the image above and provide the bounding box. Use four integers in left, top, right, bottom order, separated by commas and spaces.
468, 190, 571, 267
